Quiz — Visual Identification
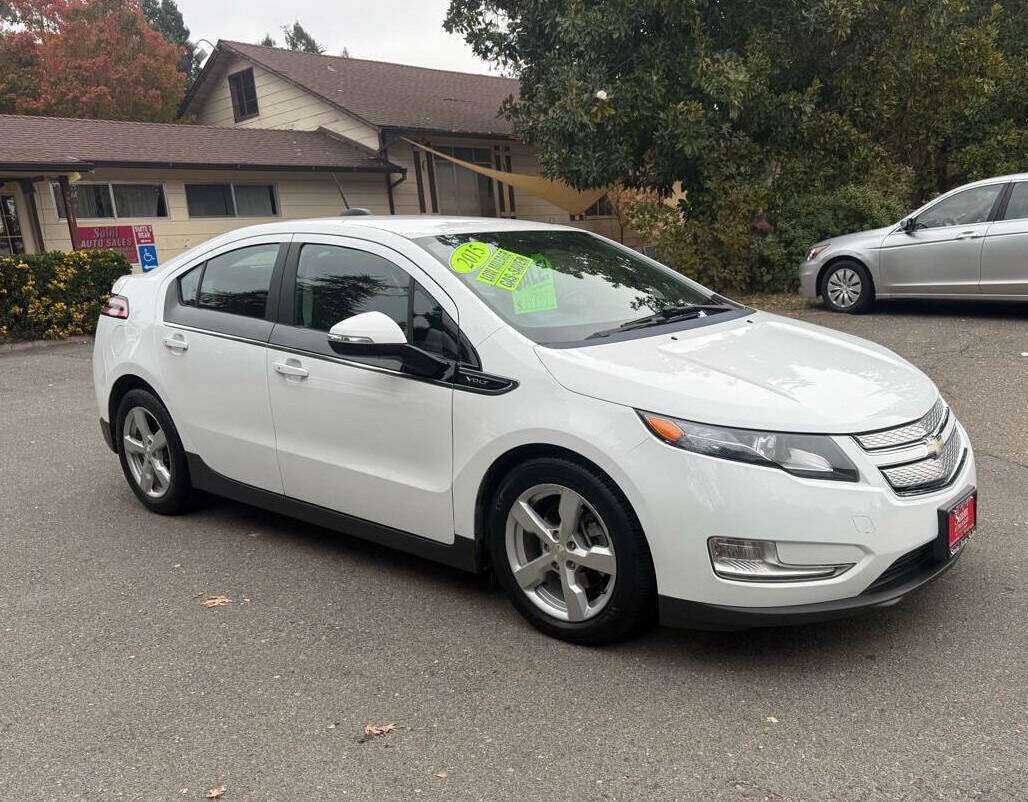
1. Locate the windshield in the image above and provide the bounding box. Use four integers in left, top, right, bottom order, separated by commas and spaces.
415, 230, 742, 345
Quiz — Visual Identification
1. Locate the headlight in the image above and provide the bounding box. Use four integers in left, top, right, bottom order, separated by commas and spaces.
807, 243, 831, 261
638, 412, 859, 482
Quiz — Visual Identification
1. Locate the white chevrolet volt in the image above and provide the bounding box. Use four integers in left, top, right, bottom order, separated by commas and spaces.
93, 216, 978, 643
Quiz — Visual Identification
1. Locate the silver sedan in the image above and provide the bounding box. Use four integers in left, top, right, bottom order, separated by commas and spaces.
799, 173, 1028, 312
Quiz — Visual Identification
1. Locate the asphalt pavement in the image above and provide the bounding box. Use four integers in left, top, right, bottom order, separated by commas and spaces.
0, 298, 1025, 800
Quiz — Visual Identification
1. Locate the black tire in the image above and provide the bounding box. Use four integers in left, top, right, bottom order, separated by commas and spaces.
820, 259, 875, 313
115, 388, 196, 515
487, 457, 657, 645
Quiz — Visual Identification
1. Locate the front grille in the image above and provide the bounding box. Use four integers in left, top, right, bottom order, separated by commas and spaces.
862, 541, 941, 595
880, 427, 965, 495
855, 398, 948, 451
852, 397, 966, 496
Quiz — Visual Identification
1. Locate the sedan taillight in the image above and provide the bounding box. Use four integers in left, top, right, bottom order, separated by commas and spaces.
100, 294, 130, 319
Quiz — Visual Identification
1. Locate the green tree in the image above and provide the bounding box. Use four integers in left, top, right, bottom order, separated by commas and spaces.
445, 0, 1026, 291
142, 0, 205, 85
281, 21, 324, 54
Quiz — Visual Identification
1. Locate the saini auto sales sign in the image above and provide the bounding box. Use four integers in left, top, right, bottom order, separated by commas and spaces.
76, 224, 156, 265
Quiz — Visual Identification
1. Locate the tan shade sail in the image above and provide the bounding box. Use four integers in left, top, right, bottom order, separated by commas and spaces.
402, 138, 607, 217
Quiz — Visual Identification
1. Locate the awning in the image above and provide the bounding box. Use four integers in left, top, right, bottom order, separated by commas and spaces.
403, 138, 607, 217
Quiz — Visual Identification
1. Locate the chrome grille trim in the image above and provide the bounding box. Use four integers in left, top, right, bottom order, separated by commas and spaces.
854, 398, 948, 451
879, 426, 966, 495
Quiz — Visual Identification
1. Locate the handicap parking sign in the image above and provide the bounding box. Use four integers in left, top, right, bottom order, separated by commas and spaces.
137, 244, 159, 272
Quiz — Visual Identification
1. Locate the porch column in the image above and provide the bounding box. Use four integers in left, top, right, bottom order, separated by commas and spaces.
18, 179, 46, 255
56, 174, 80, 250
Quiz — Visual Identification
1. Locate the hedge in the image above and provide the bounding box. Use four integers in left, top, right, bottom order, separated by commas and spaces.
0, 249, 132, 342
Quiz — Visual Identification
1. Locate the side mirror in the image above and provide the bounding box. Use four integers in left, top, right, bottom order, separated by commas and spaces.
327, 311, 455, 381
900, 217, 918, 234
328, 311, 407, 345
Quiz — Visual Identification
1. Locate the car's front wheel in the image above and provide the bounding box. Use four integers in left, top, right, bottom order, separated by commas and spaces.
115, 388, 196, 515
488, 457, 656, 644
821, 259, 874, 313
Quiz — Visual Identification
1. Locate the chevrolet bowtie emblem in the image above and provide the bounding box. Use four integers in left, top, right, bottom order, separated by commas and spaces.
924, 436, 943, 458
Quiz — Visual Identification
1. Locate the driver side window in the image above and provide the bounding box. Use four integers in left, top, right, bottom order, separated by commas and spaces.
293, 243, 469, 363
916, 185, 1003, 230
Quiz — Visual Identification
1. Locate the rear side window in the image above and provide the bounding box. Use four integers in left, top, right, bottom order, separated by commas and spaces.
293, 243, 468, 362
194, 244, 279, 319
1003, 183, 1028, 221
178, 264, 202, 305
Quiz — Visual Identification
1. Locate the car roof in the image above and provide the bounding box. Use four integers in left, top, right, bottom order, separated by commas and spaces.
954, 172, 1028, 190
220, 215, 580, 244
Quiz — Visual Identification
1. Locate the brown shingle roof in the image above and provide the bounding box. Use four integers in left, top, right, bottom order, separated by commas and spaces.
0, 114, 399, 172
213, 41, 519, 137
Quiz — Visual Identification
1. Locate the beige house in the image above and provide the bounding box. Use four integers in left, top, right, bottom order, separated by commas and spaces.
0, 41, 626, 266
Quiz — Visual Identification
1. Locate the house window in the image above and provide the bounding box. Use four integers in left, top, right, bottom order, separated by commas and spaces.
579, 196, 615, 218
228, 68, 259, 122
431, 146, 497, 217
53, 182, 168, 219
185, 184, 278, 218
0, 194, 25, 256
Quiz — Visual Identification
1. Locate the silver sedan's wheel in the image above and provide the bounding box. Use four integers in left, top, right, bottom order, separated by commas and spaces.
826, 267, 862, 309
505, 483, 617, 622
121, 406, 172, 499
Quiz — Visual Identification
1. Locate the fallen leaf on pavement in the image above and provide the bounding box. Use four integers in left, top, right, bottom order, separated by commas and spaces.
200, 595, 232, 608
766, 716, 779, 723
205, 786, 226, 799
357, 722, 397, 742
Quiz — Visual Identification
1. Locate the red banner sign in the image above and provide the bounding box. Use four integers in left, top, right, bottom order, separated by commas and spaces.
75, 224, 154, 263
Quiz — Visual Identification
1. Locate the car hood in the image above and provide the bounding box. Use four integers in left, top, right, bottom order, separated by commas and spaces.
822, 225, 895, 251
535, 312, 938, 433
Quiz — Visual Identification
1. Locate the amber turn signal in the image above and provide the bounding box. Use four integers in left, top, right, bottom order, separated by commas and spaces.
640, 413, 685, 444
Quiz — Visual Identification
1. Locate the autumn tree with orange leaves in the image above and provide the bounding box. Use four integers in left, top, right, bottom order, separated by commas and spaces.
0, 0, 185, 121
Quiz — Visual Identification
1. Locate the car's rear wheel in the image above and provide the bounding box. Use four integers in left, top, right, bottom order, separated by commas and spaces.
821, 259, 874, 313
488, 457, 656, 645
115, 388, 195, 515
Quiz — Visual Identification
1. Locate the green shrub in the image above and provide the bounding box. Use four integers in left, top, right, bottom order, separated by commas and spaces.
0, 249, 131, 342
625, 180, 910, 294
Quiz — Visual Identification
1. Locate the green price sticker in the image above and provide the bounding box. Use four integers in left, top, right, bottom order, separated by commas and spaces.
513, 267, 558, 314
449, 241, 492, 273
450, 241, 535, 293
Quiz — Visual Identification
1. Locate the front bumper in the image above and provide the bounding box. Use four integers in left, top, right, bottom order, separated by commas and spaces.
659, 548, 961, 630
798, 259, 820, 298
620, 419, 977, 619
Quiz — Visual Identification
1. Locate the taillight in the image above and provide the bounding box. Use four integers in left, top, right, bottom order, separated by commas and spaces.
101, 294, 129, 319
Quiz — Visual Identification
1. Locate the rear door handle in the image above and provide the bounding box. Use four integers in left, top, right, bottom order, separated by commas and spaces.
954, 231, 982, 240
162, 334, 188, 351
273, 361, 309, 379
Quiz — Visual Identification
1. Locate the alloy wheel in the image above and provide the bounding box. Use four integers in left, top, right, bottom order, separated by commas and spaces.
826, 267, 862, 308
505, 483, 617, 622
122, 406, 172, 499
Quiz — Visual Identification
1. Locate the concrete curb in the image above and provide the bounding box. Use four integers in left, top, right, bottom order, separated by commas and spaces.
0, 335, 93, 354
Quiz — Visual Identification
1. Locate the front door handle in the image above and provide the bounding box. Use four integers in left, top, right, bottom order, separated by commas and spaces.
954, 231, 982, 240
162, 334, 188, 352
273, 361, 309, 379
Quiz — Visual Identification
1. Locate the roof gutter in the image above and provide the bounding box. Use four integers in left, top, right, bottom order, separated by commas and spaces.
83, 160, 401, 173
0, 162, 95, 173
